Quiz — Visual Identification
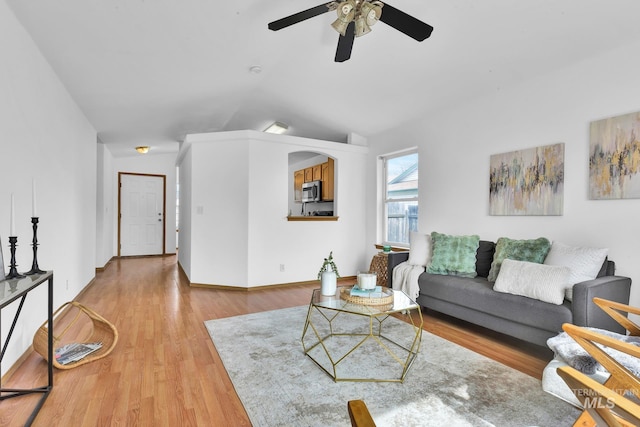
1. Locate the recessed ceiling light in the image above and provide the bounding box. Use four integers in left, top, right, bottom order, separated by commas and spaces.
264, 122, 288, 134
249, 65, 262, 74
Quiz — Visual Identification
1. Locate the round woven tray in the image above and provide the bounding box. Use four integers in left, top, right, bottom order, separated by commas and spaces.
340, 286, 394, 306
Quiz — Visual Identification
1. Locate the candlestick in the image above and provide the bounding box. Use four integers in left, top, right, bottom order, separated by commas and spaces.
6, 236, 25, 280
26, 217, 45, 275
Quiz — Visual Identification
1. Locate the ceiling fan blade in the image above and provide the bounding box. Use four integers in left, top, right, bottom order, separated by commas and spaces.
379, 3, 434, 42
335, 21, 355, 62
268, 3, 333, 31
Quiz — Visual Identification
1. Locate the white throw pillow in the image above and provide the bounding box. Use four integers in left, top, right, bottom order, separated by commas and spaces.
408, 232, 431, 267
494, 259, 571, 305
544, 242, 609, 301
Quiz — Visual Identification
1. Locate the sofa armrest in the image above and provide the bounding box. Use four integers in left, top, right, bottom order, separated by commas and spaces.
386, 252, 409, 287
571, 276, 632, 334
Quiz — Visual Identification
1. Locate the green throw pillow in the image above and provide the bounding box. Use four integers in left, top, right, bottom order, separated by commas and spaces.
487, 237, 551, 282
426, 232, 480, 278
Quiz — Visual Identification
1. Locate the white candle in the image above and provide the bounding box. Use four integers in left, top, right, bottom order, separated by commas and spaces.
357, 273, 377, 290
32, 179, 37, 217
10, 193, 15, 236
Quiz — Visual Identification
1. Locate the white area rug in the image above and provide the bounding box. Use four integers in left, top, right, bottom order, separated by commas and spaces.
205, 305, 579, 426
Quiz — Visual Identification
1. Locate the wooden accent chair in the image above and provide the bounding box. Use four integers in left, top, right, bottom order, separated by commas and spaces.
557, 365, 640, 427
559, 297, 640, 426
347, 400, 376, 427
593, 297, 640, 337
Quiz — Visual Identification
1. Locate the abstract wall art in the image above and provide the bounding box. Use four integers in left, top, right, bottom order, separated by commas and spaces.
589, 111, 640, 199
489, 143, 564, 215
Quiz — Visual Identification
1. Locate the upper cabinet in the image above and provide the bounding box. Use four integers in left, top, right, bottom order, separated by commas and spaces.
312, 164, 322, 181
321, 158, 334, 201
293, 169, 304, 202
304, 167, 313, 183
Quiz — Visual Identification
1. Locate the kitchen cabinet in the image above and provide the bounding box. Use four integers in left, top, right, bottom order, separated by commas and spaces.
312, 164, 322, 181
293, 169, 304, 202
321, 158, 334, 201
304, 167, 313, 183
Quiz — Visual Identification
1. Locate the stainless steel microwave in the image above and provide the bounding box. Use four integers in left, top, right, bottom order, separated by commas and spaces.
302, 180, 322, 202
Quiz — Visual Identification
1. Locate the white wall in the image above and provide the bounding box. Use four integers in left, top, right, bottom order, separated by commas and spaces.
177, 148, 193, 277
367, 39, 640, 306
190, 135, 250, 286
0, 2, 97, 374
179, 131, 369, 287
96, 142, 115, 268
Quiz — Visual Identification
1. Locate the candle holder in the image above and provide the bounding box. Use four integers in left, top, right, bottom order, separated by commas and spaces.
7, 236, 25, 280
26, 217, 45, 275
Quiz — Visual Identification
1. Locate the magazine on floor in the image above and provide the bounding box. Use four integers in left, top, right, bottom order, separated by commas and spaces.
55, 342, 102, 365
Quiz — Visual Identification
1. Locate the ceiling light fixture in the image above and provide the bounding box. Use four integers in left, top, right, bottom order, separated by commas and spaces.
330, 0, 383, 37
135, 146, 150, 154
264, 122, 289, 135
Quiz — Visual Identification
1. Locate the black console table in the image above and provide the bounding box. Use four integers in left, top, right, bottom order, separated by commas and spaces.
0, 271, 53, 426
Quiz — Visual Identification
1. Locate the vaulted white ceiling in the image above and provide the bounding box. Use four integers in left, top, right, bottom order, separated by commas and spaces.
7, 0, 640, 157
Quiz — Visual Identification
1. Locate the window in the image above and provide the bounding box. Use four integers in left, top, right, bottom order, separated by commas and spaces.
382, 150, 418, 246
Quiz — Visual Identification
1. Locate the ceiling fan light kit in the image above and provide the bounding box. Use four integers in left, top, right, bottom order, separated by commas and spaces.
268, 1, 433, 62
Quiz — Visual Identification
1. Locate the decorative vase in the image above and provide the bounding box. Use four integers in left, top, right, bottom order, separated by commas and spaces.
321, 271, 337, 296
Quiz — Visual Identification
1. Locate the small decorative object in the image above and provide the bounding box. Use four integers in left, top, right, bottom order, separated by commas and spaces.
26, 217, 45, 275
7, 236, 25, 280
340, 286, 394, 306
318, 251, 340, 296
7, 194, 25, 279
26, 180, 45, 275
382, 245, 391, 253
357, 271, 377, 290
589, 111, 640, 199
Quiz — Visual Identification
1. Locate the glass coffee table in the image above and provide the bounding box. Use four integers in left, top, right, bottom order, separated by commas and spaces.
301, 285, 422, 382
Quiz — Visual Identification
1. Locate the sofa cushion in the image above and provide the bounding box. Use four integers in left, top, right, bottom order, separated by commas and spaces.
407, 231, 432, 267
426, 232, 480, 278
493, 259, 571, 305
418, 273, 573, 332
476, 240, 496, 278
487, 237, 551, 282
543, 241, 609, 301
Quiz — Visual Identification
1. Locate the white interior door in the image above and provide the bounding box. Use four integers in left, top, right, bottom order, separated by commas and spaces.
120, 174, 165, 256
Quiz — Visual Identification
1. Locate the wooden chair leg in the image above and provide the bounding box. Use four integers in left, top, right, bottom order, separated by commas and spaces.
348, 400, 376, 427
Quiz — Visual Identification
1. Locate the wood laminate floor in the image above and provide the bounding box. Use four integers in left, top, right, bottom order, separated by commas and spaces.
1, 255, 552, 426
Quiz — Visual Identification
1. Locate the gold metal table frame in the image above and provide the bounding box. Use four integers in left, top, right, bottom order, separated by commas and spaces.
301, 286, 422, 382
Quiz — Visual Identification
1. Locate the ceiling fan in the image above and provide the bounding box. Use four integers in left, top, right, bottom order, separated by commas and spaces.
268, 1, 434, 63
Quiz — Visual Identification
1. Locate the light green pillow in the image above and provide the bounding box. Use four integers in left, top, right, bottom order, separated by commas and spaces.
426, 232, 480, 278
487, 237, 551, 282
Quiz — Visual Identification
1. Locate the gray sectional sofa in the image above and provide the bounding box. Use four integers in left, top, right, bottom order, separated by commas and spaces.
387, 240, 632, 347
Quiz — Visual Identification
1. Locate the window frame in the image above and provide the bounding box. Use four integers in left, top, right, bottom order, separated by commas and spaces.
381, 148, 419, 248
